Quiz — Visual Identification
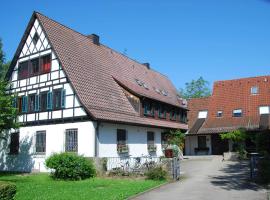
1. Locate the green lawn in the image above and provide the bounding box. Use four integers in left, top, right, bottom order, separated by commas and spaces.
0, 173, 164, 200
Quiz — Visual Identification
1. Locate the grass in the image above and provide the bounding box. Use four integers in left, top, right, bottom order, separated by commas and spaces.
0, 173, 165, 200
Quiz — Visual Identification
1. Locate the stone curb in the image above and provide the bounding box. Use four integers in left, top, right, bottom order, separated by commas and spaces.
127, 181, 173, 200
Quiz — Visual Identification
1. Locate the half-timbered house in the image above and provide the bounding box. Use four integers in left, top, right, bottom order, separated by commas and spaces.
0, 12, 188, 172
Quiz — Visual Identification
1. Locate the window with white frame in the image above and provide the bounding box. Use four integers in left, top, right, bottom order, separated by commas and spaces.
217, 111, 223, 117
198, 110, 208, 119
259, 106, 270, 115
251, 86, 259, 95
65, 129, 78, 152
35, 131, 46, 153
233, 109, 242, 117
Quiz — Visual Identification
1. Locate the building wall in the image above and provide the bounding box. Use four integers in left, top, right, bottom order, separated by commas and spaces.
0, 121, 96, 172
185, 135, 212, 155
98, 123, 164, 157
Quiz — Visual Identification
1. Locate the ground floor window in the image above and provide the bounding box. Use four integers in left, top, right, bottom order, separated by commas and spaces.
198, 136, 207, 149
65, 129, 78, 152
117, 129, 128, 153
9, 132, 19, 155
35, 131, 46, 153
147, 131, 156, 152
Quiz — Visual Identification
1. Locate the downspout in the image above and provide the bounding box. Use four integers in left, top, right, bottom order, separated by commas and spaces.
95, 121, 100, 157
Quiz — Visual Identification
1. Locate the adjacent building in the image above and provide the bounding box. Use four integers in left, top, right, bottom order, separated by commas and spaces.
185, 75, 270, 155
0, 12, 188, 172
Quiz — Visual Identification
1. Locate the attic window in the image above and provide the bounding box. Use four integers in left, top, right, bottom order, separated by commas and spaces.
217, 111, 223, 117
143, 83, 149, 90
154, 88, 161, 94
135, 79, 143, 86
33, 32, 39, 45
233, 109, 242, 117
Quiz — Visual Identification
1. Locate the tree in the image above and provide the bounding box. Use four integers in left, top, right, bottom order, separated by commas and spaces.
0, 38, 10, 80
0, 81, 20, 140
179, 76, 211, 99
166, 130, 185, 151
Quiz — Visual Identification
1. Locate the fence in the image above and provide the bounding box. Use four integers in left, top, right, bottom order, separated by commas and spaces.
91, 156, 181, 180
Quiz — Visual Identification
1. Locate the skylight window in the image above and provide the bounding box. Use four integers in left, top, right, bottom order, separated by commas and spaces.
217, 111, 223, 117
135, 79, 143, 86
233, 109, 242, 117
143, 83, 149, 90
161, 90, 168, 96
251, 86, 258, 95
155, 88, 161, 94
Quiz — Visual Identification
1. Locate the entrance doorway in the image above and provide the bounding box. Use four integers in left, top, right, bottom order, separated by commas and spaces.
211, 134, 229, 155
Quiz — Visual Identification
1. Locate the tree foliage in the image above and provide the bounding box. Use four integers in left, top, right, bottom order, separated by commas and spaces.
0, 81, 20, 140
179, 76, 211, 99
166, 129, 186, 150
220, 129, 247, 143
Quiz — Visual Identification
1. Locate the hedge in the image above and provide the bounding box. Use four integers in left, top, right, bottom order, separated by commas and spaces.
0, 181, 16, 200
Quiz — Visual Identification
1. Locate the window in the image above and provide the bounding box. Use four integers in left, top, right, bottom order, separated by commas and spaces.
40, 92, 48, 112
161, 132, 168, 149
251, 86, 258, 95
41, 54, 51, 73
18, 97, 23, 113
158, 104, 166, 119
18, 61, 29, 79
259, 106, 270, 115
179, 109, 187, 123
198, 110, 208, 119
117, 129, 127, 145
233, 109, 242, 117
147, 132, 155, 145
198, 136, 207, 149
28, 95, 35, 113
143, 101, 154, 117
65, 129, 78, 152
30, 58, 39, 75
33, 32, 39, 45
22, 96, 28, 113
170, 110, 177, 121
9, 132, 19, 155
53, 89, 62, 110
35, 131, 46, 153
217, 111, 223, 117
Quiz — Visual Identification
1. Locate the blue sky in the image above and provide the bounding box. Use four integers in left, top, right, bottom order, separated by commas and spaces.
1, 0, 270, 89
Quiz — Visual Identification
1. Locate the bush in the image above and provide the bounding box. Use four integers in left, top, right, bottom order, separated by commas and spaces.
0, 181, 16, 200
45, 152, 96, 180
145, 166, 167, 181
257, 157, 270, 184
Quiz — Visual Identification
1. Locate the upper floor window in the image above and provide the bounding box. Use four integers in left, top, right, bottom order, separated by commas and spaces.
179, 109, 187, 123
18, 54, 51, 80
18, 61, 29, 80
251, 86, 258, 95
233, 109, 242, 117
259, 106, 270, 115
198, 110, 208, 119
143, 101, 154, 117
217, 111, 223, 117
170, 110, 177, 121
158, 105, 167, 119
33, 32, 39, 45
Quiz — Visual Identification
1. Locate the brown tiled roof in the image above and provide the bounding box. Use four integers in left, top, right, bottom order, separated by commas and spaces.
188, 76, 270, 134
9, 12, 187, 130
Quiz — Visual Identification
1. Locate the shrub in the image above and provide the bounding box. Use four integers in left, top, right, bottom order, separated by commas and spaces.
0, 181, 16, 200
257, 157, 270, 184
145, 166, 167, 181
45, 152, 96, 180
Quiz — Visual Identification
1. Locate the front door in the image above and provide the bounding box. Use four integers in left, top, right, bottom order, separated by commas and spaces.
211, 134, 229, 155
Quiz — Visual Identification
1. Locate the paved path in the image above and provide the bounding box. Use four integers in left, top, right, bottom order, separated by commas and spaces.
133, 156, 268, 200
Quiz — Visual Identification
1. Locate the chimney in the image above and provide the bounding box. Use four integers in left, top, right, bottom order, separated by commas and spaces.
87, 34, 100, 45
142, 63, 150, 69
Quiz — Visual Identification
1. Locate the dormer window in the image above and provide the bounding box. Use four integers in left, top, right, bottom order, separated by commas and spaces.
198, 110, 208, 119
233, 109, 242, 117
143, 101, 154, 117
158, 104, 167, 119
251, 86, 258, 95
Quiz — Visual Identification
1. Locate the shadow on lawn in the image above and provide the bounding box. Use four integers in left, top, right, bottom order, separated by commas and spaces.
0, 136, 34, 173
209, 160, 265, 191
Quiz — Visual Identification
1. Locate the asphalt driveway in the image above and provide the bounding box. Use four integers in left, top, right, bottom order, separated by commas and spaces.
133, 156, 268, 200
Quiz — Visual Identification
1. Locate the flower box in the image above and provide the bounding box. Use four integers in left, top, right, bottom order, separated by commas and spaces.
117, 144, 129, 154
148, 144, 157, 152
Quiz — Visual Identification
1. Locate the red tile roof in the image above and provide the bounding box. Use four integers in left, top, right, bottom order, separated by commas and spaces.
188, 75, 270, 134
8, 12, 187, 130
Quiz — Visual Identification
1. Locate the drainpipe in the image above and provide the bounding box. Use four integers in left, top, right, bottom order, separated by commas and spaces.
95, 121, 100, 157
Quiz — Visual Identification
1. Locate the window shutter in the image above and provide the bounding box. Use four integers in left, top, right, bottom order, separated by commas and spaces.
22, 96, 28, 113
34, 95, 40, 112
61, 89, 66, 108
47, 92, 53, 110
